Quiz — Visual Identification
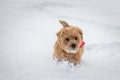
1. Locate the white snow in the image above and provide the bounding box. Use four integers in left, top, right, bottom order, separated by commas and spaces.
0, 0, 120, 80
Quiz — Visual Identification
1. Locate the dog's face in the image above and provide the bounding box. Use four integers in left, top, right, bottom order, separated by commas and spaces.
57, 21, 83, 54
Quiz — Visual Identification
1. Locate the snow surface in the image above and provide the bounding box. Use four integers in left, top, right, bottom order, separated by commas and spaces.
0, 0, 120, 80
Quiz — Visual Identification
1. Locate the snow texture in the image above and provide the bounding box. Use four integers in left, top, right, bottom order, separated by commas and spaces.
0, 0, 120, 80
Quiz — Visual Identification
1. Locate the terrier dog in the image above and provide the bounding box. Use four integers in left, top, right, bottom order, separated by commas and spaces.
53, 20, 85, 66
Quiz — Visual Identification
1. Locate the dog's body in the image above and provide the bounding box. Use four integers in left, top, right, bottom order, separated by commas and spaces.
53, 20, 84, 65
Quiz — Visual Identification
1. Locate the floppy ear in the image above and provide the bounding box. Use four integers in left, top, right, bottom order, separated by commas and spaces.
59, 20, 70, 28
80, 32, 83, 40
56, 30, 62, 38
79, 29, 83, 40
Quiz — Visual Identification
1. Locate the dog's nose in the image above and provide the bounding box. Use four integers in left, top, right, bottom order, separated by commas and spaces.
71, 44, 76, 49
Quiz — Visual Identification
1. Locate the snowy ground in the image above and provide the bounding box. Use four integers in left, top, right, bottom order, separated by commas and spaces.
0, 0, 120, 80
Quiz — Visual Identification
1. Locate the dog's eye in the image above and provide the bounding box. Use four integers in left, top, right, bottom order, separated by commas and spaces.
65, 38, 69, 41
75, 37, 78, 40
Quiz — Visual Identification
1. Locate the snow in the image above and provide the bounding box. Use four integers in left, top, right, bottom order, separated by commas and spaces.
0, 0, 120, 80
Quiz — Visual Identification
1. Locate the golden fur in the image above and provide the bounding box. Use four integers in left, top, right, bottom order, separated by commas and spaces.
53, 20, 84, 65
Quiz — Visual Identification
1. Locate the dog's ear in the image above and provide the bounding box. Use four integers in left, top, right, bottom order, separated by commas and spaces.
56, 30, 62, 38
59, 20, 70, 28
79, 29, 83, 40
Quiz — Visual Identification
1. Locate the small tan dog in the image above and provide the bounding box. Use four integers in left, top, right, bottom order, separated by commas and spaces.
53, 20, 85, 66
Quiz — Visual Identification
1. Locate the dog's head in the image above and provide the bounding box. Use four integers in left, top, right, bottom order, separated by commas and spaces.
57, 20, 83, 54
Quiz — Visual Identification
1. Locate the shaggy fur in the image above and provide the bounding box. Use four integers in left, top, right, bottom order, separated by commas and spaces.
53, 20, 84, 65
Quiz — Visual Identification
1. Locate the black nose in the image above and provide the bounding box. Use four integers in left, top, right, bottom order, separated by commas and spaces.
71, 44, 76, 49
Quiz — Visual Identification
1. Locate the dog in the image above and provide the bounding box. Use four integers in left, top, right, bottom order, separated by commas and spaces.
53, 20, 85, 66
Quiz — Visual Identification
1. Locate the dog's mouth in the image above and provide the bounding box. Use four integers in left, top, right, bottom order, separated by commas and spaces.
64, 47, 79, 54
68, 49, 78, 54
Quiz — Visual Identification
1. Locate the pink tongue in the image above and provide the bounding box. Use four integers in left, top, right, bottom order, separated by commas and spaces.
79, 41, 85, 48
